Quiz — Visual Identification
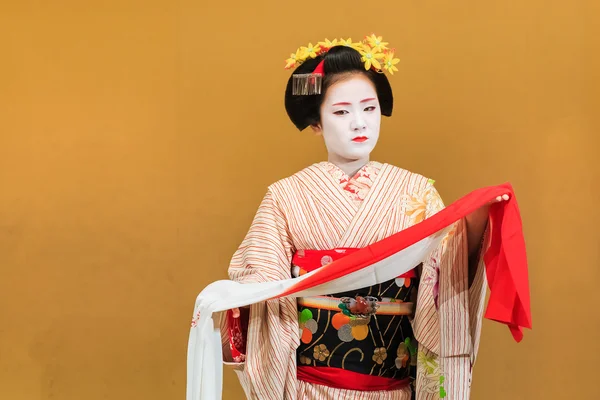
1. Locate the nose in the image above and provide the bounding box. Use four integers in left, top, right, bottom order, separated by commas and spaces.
350, 116, 367, 131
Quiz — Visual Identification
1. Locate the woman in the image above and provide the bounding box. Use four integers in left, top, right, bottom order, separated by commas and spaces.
220, 36, 503, 399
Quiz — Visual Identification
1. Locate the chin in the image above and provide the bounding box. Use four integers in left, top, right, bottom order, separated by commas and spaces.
342, 151, 372, 161
350, 147, 375, 158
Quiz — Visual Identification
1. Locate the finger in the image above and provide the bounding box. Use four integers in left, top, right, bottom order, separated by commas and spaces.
232, 308, 240, 318
502, 194, 510, 201
496, 196, 502, 202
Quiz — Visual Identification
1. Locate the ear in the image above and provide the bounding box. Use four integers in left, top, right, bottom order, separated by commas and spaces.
310, 124, 322, 136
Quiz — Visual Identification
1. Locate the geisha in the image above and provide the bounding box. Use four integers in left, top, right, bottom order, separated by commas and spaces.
189, 34, 521, 400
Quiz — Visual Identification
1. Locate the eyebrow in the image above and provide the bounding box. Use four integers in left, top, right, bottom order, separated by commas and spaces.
332, 98, 377, 106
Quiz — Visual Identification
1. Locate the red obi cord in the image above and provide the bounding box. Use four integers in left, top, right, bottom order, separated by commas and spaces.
297, 366, 410, 391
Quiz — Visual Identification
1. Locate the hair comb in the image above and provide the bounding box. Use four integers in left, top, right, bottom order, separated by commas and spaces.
291, 60, 325, 95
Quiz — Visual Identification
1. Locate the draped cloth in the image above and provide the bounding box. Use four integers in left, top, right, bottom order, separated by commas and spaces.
186, 181, 531, 400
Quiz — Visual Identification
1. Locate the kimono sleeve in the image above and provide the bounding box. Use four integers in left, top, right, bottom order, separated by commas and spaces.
415, 182, 487, 399
220, 187, 297, 368
228, 187, 295, 283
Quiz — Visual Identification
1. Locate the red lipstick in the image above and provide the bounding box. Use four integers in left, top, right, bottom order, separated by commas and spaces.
352, 136, 368, 143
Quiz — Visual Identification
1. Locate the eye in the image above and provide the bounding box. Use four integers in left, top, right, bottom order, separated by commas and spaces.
364, 106, 377, 112
333, 110, 349, 115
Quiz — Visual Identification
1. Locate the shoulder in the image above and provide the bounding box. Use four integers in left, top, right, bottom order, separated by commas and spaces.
382, 162, 437, 194
268, 162, 323, 191
382, 164, 446, 215
263, 163, 320, 202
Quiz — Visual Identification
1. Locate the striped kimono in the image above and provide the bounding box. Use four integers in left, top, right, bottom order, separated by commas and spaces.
221, 161, 488, 399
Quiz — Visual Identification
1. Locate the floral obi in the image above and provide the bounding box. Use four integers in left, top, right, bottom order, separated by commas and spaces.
292, 248, 419, 391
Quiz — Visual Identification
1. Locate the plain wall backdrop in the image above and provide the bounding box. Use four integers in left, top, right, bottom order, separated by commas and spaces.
1, 0, 599, 399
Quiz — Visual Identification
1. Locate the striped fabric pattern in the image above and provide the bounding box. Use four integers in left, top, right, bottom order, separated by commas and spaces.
221, 161, 487, 399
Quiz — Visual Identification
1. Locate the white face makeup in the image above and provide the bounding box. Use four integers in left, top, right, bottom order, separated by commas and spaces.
316, 74, 381, 166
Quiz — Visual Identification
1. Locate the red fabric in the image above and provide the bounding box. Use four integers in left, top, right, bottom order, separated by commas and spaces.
483, 196, 531, 341
297, 366, 410, 391
312, 60, 325, 75
277, 183, 532, 342
226, 307, 249, 362
292, 248, 417, 278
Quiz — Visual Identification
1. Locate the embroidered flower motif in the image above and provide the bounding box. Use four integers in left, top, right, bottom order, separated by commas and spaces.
291, 264, 308, 278
394, 276, 412, 288
395, 337, 417, 369
418, 350, 439, 375
421, 262, 440, 309
299, 309, 318, 344
232, 331, 244, 349
313, 344, 330, 361
321, 255, 333, 266
395, 343, 410, 368
424, 185, 445, 217
323, 161, 381, 206
332, 312, 369, 342
401, 193, 428, 223
372, 347, 388, 365
425, 256, 441, 308
439, 375, 447, 398
441, 224, 457, 249
402, 183, 446, 224
433, 277, 440, 308
407, 339, 418, 367
417, 350, 443, 394
325, 164, 347, 183
353, 174, 374, 199
233, 354, 246, 363
190, 310, 201, 328
299, 355, 312, 365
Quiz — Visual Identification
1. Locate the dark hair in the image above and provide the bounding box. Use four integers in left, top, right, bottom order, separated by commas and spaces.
284, 46, 394, 131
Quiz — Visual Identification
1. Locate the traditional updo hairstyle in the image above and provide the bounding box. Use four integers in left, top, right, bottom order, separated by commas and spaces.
284, 46, 394, 131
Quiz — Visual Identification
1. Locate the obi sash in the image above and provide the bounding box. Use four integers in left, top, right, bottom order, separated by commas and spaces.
294, 248, 418, 391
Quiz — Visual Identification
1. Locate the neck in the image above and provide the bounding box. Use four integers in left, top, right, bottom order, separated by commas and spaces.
328, 154, 369, 178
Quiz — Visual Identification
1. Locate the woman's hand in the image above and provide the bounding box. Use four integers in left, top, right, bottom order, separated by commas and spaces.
230, 306, 250, 318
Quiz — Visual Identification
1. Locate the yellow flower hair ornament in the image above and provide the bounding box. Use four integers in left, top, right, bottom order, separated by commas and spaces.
285, 34, 399, 73
285, 34, 400, 95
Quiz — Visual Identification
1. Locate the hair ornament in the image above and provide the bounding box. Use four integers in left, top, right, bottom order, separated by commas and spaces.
286, 34, 400, 95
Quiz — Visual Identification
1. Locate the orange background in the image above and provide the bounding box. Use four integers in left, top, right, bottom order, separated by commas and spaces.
1, 1, 598, 399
